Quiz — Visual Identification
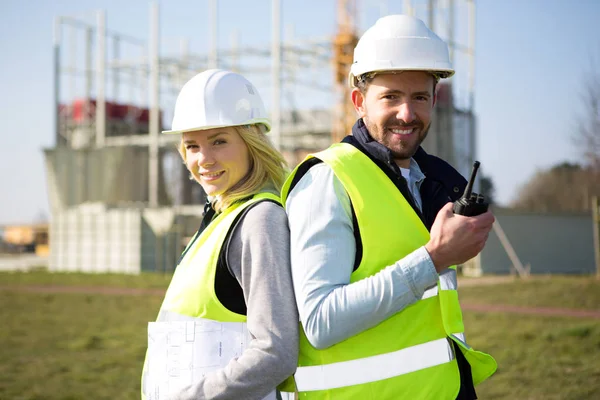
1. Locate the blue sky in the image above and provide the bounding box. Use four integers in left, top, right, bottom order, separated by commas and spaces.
1, 0, 599, 224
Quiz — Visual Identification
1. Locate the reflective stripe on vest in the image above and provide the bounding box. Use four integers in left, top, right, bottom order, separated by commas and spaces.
295, 337, 455, 392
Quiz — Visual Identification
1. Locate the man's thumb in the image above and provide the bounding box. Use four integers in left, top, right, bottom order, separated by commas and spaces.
441, 202, 454, 215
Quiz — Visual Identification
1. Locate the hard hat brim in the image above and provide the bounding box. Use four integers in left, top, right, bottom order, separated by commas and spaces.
348, 68, 455, 88
162, 119, 272, 135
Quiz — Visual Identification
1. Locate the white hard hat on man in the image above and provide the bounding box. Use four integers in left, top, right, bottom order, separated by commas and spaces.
164, 69, 271, 135
349, 14, 455, 88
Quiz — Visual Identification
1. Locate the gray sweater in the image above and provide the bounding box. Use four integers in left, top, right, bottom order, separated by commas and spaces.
172, 200, 299, 400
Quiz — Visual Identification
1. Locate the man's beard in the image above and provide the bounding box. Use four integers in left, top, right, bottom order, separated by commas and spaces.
363, 116, 430, 162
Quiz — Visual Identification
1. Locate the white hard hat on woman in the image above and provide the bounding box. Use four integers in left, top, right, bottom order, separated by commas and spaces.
164, 68, 271, 134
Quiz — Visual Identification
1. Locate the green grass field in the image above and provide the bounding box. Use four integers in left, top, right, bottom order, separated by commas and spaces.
0, 272, 599, 399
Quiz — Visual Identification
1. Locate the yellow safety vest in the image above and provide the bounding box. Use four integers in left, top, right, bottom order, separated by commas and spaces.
280, 144, 496, 399
141, 192, 281, 400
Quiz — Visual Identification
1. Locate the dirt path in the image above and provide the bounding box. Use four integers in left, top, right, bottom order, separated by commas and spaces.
461, 303, 600, 319
458, 276, 517, 287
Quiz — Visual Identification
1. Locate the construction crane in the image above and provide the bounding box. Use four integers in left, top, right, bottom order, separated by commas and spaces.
332, 0, 359, 143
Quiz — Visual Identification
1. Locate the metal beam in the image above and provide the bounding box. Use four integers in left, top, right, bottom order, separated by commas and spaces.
209, 0, 218, 69
54, 17, 62, 146
149, 2, 160, 207
404, 0, 413, 16
271, 0, 282, 150
113, 35, 120, 100
468, 0, 476, 167
95, 10, 106, 148
428, 0, 435, 30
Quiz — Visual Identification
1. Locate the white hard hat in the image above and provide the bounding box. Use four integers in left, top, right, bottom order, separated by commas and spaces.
349, 15, 455, 88
163, 69, 271, 134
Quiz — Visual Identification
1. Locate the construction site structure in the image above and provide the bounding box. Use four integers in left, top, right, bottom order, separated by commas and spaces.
46, 0, 478, 274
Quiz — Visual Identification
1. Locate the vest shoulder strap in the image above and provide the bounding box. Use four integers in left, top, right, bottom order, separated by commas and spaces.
216, 196, 283, 315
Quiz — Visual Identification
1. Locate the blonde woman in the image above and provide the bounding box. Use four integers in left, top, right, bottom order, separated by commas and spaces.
142, 69, 298, 400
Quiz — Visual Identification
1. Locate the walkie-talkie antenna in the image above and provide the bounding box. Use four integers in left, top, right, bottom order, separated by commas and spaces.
454, 161, 488, 216
462, 161, 480, 199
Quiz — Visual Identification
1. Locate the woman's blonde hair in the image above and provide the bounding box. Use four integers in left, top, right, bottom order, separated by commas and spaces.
178, 124, 288, 212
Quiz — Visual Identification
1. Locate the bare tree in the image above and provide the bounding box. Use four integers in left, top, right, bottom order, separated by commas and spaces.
574, 56, 600, 170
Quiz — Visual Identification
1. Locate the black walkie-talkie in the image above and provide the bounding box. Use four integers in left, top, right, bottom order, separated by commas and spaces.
453, 161, 488, 217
